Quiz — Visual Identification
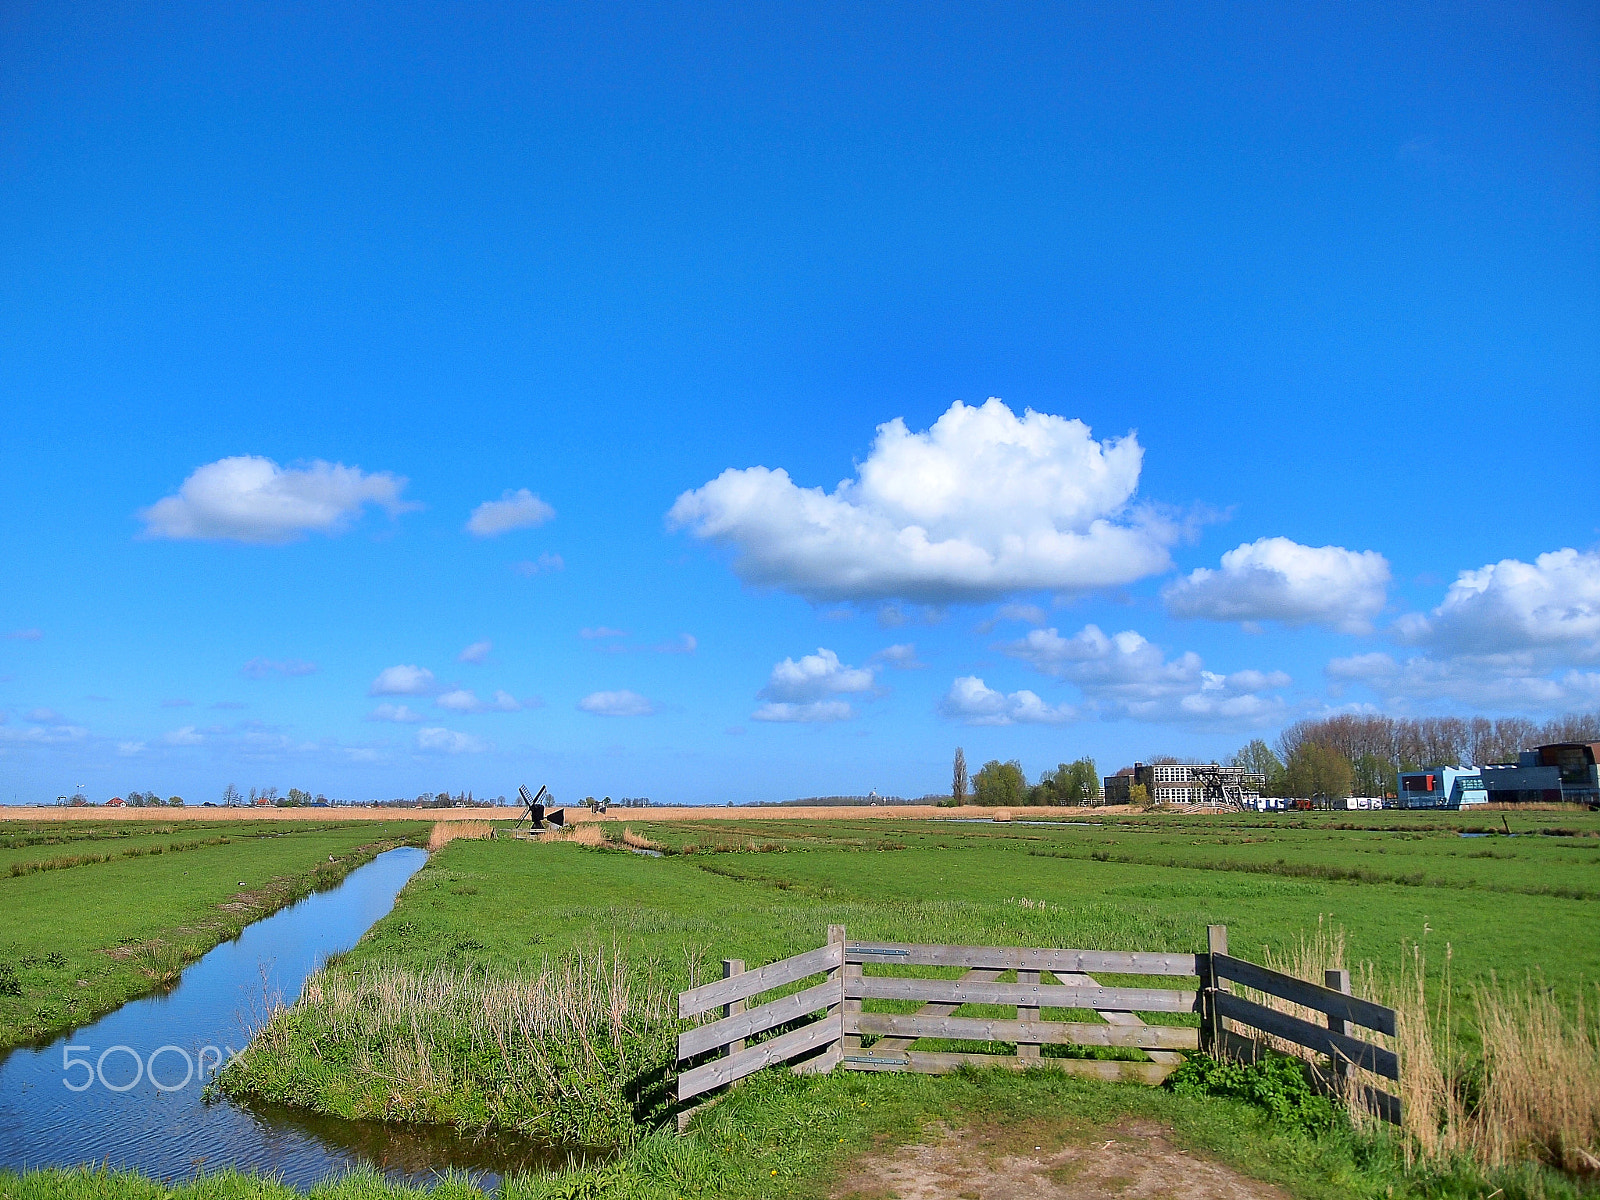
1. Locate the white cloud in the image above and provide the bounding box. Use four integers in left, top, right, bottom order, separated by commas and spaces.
657, 633, 697, 654
416, 727, 491, 754
458, 640, 492, 664
0, 722, 88, 746
752, 700, 855, 723
578, 690, 655, 717
116, 740, 145, 756
242, 657, 317, 679
760, 649, 875, 702
1395, 548, 1600, 657
1328, 650, 1600, 712
1324, 548, 1600, 714
939, 676, 1076, 726
436, 688, 522, 713
139, 456, 411, 544
872, 643, 924, 669
162, 725, 205, 746
668, 398, 1174, 604
26, 708, 71, 725
512, 553, 564, 577
753, 648, 876, 723
580, 626, 628, 640
1003, 624, 1290, 727
1163, 537, 1390, 633
466, 488, 556, 538
368, 665, 436, 696
5, 628, 41, 641
367, 703, 424, 723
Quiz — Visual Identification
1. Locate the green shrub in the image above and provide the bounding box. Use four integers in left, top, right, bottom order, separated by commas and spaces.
1165, 1052, 1339, 1136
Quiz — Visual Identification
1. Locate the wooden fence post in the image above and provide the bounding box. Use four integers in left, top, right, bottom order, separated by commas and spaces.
1325, 967, 1351, 1097
1203, 924, 1227, 1056
828, 924, 847, 1061
1017, 969, 1040, 1060
840, 929, 862, 1055
723, 958, 745, 1083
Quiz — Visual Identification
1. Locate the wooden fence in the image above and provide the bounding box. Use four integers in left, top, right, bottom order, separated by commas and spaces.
675, 924, 1401, 1125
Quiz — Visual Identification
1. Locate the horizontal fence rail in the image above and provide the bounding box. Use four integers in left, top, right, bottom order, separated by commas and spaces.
675, 924, 1402, 1127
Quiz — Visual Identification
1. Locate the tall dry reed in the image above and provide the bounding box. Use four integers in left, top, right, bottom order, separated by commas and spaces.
427, 820, 495, 850
242, 946, 678, 1144
1225, 919, 1600, 1174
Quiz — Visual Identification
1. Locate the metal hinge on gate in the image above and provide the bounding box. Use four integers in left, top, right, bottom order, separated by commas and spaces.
849, 946, 910, 956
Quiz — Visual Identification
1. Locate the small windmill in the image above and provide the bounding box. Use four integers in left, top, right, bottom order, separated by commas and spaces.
513, 783, 564, 833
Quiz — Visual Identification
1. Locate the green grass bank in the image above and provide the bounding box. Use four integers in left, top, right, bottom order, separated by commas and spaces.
0, 818, 428, 1048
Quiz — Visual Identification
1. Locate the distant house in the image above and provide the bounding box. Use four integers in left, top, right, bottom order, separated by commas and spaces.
106, 797, 124, 807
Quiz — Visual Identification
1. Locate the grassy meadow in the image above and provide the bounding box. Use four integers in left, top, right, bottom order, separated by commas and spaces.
204, 808, 1600, 1198
4, 807, 1596, 1199
0, 817, 427, 1047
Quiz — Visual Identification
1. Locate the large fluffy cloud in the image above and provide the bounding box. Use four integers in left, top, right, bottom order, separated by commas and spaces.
1328, 548, 1600, 713
466, 489, 555, 538
753, 648, 875, 723
1396, 548, 1600, 657
1001, 624, 1290, 726
668, 398, 1174, 604
939, 676, 1076, 726
1163, 537, 1390, 633
139, 457, 411, 544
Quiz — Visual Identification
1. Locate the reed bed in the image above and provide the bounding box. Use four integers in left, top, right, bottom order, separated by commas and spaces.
1228, 919, 1600, 1175
231, 947, 679, 1146
426, 820, 496, 851
543, 823, 608, 847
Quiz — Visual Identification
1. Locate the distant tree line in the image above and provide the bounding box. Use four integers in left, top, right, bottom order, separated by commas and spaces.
1226, 710, 1600, 800
951, 748, 1101, 806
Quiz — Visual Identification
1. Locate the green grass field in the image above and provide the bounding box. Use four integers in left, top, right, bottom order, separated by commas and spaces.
6, 808, 1597, 1199
0, 818, 427, 1048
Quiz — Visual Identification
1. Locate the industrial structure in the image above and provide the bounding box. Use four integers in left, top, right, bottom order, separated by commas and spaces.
1103, 761, 1266, 808
1482, 743, 1600, 807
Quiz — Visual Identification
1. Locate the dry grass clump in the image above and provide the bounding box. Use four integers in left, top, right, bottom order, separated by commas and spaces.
621, 827, 664, 852
427, 820, 495, 850
544, 822, 608, 847
1227, 919, 1600, 1174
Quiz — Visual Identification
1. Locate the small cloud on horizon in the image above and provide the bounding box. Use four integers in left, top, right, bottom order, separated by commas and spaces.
369, 665, 436, 696
577, 689, 655, 717
466, 489, 556, 538
368, 703, 424, 723
512, 553, 564, 577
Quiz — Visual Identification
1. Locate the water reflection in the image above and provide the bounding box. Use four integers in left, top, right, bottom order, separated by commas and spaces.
0, 846, 576, 1189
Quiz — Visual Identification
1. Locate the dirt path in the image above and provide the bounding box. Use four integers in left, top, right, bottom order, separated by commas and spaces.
833, 1118, 1290, 1200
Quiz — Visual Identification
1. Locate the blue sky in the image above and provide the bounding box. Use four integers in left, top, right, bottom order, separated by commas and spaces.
1, 2, 1596, 804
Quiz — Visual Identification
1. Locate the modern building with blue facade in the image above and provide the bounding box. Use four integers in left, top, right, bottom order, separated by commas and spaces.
1394, 766, 1486, 809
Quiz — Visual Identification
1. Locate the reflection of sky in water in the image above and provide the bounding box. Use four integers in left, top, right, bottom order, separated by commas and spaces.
0, 847, 571, 1188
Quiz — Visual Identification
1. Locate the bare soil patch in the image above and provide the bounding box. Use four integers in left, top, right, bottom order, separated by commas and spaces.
833, 1117, 1289, 1200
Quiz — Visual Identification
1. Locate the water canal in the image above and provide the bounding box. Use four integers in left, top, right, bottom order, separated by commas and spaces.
0, 846, 565, 1188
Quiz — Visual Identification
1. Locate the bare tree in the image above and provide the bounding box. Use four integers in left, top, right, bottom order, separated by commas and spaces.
952, 747, 968, 805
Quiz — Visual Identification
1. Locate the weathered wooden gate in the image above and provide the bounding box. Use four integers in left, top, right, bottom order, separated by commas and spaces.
676, 924, 1400, 1124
